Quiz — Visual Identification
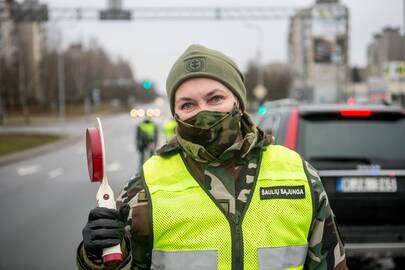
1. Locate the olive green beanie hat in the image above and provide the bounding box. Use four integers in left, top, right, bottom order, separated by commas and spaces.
166, 44, 247, 115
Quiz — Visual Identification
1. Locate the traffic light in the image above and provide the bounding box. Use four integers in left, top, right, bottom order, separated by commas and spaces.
142, 80, 152, 90
258, 105, 267, 116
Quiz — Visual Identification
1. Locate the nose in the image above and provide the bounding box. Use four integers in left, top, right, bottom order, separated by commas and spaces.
198, 102, 209, 112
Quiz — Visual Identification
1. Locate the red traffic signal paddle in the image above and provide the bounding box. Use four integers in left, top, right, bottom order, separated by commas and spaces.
86, 117, 123, 265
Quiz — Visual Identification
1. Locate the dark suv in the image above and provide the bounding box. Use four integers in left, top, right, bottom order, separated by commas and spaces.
256, 101, 405, 262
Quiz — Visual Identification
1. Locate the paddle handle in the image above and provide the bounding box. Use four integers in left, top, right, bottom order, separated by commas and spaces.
97, 181, 123, 265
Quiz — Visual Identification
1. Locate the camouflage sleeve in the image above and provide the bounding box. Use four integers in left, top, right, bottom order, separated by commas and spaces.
117, 173, 152, 270
116, 173, 146, 207
303, 161, 348, 270
76, 238, 132, 270
77, 173, 152, 270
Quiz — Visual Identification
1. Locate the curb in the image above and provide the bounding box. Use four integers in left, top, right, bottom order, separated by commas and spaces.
0, 134, 82, 167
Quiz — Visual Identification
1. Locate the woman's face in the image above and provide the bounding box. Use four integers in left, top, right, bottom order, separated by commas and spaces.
174, 77, 239, 121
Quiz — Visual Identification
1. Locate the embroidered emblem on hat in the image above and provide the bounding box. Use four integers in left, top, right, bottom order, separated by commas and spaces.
185, 57, 205, 72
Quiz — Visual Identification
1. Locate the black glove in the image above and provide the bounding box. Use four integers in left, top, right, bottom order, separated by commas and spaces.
82, 205, 129, 258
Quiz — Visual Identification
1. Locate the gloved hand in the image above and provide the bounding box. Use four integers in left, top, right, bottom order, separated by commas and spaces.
82, 205, 129, 258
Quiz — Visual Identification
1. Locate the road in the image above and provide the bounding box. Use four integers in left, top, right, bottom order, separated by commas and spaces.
0, 113, 160, 269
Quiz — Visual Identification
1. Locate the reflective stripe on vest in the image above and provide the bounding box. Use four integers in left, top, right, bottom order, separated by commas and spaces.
143, 144, 313, 270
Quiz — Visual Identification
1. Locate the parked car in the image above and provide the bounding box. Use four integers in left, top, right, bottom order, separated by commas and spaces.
256, 102, 405, 264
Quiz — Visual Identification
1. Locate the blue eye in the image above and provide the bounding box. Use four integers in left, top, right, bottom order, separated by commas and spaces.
181, 102, 193, 110
210, 95, 224, 103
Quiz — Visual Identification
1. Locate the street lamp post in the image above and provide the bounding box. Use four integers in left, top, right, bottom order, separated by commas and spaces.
246, 23, 267, 105
246, 23, 264, 87
55, 26, 66, 121
400, 0, 405, 106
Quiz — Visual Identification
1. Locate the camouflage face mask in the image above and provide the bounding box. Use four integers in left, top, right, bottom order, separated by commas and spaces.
175, 105, 241, 157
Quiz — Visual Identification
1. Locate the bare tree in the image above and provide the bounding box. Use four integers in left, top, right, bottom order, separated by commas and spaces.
40, 49, 58, 111
244, 62, 293, 103
40, 36, 156, 111
263, 62, 293, 101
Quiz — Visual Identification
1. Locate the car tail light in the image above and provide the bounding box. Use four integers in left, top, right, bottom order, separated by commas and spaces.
340, 110, 372, 117
285, 108, 298, 150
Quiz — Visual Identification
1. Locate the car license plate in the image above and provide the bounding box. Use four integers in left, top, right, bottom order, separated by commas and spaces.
336, 177, 397, 193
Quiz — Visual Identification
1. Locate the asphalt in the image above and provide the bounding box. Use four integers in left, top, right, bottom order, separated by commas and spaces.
0, 112, 143, 269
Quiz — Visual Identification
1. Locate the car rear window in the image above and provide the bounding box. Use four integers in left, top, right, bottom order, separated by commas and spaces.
297, 113, 405, 167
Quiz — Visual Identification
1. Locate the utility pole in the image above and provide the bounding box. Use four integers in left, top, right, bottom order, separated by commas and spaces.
57, 50, 65, 120
402, 0, 405, 106
18, 47, 30, 124
257, 33, 264, 88
0, 94, 3, 125
79, 44, 84, 118
17, 25, 30, 124
335, 15, 341, 102
246, 23, 264, 87
54, 23, 66, 121
246, 23, 267, 104
108, 0, 122, 10
0, 59, 4, 125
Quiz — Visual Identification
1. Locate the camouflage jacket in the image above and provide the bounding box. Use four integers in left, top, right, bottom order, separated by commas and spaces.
77, 118, 347, 270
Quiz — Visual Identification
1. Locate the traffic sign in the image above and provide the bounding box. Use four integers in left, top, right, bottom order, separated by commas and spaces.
99, 9, 132, 20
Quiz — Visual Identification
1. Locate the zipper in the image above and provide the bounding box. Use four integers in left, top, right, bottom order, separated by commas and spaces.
232, 211, 243, 270
179, 147, 264, 270
233, 147, 264, 270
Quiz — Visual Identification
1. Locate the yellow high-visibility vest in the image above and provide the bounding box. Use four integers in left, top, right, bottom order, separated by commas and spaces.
143, 144, 313, 270
139, 121, 156, 141
163, 119, 177, 141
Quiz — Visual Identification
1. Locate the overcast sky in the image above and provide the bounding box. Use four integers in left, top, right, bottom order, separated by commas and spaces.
42, 0, 404, 93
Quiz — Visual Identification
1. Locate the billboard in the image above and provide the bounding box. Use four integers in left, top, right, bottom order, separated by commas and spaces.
313, 37, 333, 63
368, 77, 388, 100
383, 61, 405, 80
312, 3, 348, 64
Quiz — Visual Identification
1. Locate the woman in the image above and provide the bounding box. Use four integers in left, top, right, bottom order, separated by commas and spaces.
78, 44, 347, 270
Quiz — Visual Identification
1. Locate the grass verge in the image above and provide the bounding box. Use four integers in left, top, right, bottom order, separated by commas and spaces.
0, 133, 63, 157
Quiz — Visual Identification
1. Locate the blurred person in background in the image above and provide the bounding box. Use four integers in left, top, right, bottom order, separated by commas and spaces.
136, 116, 158, 165
162, 118, 177, 142
77, 44, 347, 270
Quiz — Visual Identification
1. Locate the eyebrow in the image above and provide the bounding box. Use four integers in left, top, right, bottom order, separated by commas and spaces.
177, 97, 194, 102
205, 89, 224, 98
176, 89, 225, 102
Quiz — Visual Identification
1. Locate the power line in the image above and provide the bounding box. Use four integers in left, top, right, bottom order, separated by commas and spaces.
10, 6, 304, 22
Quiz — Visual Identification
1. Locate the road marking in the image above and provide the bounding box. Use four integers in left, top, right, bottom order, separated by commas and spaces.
107, 162, 121, 172
17, 165, 40, 176
49, 168, 63, 179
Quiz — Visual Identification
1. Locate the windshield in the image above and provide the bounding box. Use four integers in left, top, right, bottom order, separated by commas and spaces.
297, 118, 405, 167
